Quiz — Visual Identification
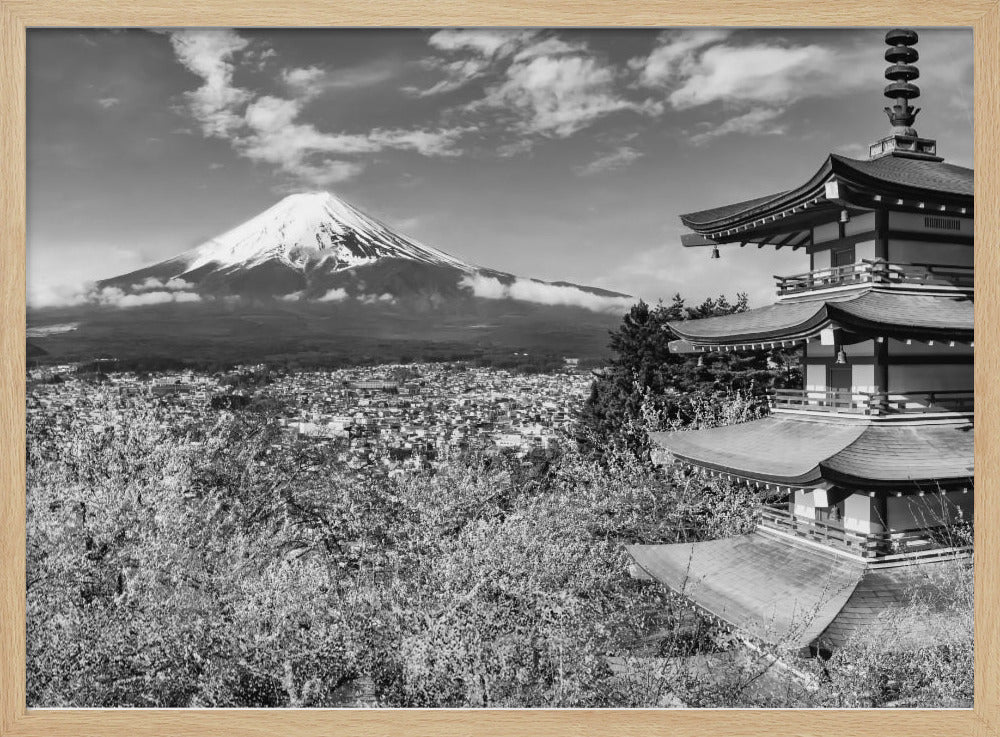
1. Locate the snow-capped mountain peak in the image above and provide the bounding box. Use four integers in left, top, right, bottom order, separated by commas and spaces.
179, 191, 473, 275
95, 191, 632, 313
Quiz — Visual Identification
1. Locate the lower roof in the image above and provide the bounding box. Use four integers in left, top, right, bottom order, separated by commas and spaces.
667, 290, 973, 347
627, 534, 864, 649
627, 533, 970, 650
650, 415, 974, 489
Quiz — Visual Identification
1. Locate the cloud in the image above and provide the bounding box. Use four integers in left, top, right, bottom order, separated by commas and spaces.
166, 29, 467, 188
574, 145, 643, 176
109, 290, 202, 307
495, 139, 535, 158
512, 36, 588, 62
474, 50, 663, 137
404, 30, 537, 97
282, 63, 399, 99
668, 43, 846, 109
629, 30, 733, 88
411, 31, 664, 141
29, 280, 202, 309
628, 31, 881, 145
28, 283, 91, 309
634, 33, 874, 110
318, 287, 349, 302
688, 107, 787, 145
428, 29, 530, 57
459, 273, 632, 313
97, 97, 121, 109
283, 65, 326, 97
238, 94, 465, 186
360, 292, 396, 305
168, 29, 251, 137
133, 277, 194, 291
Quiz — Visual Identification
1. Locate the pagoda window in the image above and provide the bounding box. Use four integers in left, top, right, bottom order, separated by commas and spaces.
885, 211, 973, 267
888, 210, 972, 238
831, 245, 855, 268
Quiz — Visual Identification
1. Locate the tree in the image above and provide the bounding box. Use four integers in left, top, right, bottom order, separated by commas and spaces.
576, 295, 800, 459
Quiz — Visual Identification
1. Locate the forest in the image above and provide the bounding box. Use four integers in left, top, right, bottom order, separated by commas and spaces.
25, 298, 973, 708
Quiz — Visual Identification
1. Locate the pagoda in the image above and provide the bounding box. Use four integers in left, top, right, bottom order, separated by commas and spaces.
627, 29, 974, 656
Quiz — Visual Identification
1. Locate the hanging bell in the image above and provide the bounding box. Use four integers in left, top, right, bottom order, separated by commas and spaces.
835, 347, 848, 364
710, 245, 720, 260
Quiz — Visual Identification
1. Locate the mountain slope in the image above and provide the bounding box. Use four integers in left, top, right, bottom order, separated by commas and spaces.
29, 191, 634, 363
98, 191, 628, 305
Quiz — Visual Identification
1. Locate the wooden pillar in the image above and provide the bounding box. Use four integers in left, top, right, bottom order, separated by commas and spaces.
875, 208, 890, 261
874, 338, 889, 392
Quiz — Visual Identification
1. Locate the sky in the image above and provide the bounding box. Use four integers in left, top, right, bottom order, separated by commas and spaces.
26, 27, 974, 310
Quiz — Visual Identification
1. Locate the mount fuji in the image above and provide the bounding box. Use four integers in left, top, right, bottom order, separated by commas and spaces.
30, 192, 633, 364
97, 191, 629, 309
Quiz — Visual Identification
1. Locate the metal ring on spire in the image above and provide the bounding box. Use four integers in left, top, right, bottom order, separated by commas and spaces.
883, 29, 921, 132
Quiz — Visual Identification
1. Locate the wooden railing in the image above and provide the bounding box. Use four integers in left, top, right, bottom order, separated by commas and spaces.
775, 259, 974, 296
757, 504, 971, 559
770, 388, 973, 416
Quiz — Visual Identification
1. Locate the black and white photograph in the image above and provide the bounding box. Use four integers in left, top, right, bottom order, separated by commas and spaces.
25, 26, 974, 708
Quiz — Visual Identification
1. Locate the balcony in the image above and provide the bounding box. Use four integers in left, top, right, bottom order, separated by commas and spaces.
775, 259, 974, 297
770, 388, 973, 416
757, 504, 971, 561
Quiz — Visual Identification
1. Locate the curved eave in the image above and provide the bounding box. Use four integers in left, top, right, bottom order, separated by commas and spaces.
680, 154, 974, 236
667, 291, 974, 347
680, 158, 834, 232
651, 416, 974, 491
668, 300, 832, 346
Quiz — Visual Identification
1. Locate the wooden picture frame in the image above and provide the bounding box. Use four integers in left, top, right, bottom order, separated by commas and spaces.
1, 2, 997, 735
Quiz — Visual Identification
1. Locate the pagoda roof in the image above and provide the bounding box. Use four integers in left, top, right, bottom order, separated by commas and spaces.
667, 290, 973, 347
627, 534, 863, 649
680, 153, 973, 236
650, 415, 973, 490
627, 534, 968, 650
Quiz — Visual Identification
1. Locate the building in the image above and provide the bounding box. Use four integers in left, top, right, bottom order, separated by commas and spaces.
627, 29, 974, 656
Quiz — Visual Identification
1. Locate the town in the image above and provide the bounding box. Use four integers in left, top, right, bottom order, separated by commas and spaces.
27, 361, 592, 475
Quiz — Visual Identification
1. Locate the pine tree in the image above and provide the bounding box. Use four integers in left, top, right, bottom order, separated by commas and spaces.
576, 294, 800, 459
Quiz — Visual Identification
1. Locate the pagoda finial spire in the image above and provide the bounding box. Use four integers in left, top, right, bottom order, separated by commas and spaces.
867, 28, 940, 161
883, 28, 921, 136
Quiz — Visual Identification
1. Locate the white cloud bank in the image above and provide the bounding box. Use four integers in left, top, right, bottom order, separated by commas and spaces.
28, 279, 203, 309
459, 273, 632, 314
